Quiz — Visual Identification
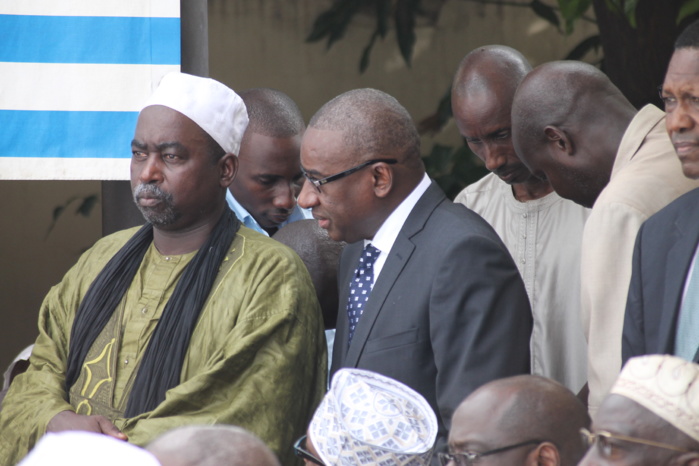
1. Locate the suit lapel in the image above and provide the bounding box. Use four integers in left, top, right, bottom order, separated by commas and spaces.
343, 182, 446, 367
331, 242, 363, 374
659, 198, 699, 354
344, 235, 416, 366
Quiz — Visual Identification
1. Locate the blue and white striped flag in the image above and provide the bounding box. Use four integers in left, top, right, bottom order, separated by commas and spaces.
0, 1, 180, 180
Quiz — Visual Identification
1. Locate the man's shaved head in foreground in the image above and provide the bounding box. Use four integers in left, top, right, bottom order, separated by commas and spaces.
449, 375, 590, 466
146, 425, 281, 466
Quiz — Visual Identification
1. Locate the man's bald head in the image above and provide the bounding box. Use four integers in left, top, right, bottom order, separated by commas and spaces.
449, 375, 590, 466
451, 45, 535, 185
452, 45, 531, 104
309, 88, 422, 168
273, 219, 345, 328
146, 425, 281, 466
511, 61, 636, 207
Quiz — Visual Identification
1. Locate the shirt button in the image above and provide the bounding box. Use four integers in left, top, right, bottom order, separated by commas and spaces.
521, 258, 526, 264
522, 213, 527, 218
141, 307, 147, 314
165, 256, 171, 261
124, 358, 129, 365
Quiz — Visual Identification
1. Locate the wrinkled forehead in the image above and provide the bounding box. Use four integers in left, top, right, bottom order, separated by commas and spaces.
300, 127, 353, 174
134, 105, 212, 149
664, 48, 699, 90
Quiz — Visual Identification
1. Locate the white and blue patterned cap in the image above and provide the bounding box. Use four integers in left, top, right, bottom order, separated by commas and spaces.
612, 355, 699, 442
309, 368, 438, 466
143, 72, 249, 156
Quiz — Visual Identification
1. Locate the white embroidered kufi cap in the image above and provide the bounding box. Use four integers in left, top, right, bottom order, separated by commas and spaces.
309, 368, 438, 466
611, 355, 699, 442
19, 432, 160, 466
143, 72, 249, 155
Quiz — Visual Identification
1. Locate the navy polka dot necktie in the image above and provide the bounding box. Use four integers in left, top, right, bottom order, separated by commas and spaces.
347, 244, 380, 345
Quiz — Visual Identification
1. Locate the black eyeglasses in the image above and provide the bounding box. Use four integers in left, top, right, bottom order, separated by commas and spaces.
580, 427, 693, 458
437, 439, 544, 466
293, 435, 324, 465
302, 158, 398, 193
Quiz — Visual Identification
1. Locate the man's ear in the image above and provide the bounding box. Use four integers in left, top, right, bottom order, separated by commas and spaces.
544, 125, 575, 156
675, 452, 699, 466
526, 442, 559, 466
371, 162, 394, 198
220, 153, 238, 188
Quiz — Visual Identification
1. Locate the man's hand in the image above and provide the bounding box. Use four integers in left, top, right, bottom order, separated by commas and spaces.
47, 410, 128, 441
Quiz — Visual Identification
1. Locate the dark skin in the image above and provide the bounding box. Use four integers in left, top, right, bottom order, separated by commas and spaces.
297, 127, 421, 244
47, 105, 237, 438
452, 46, 552, 202
512, 62, 636, 208
449, 386, 558, 466
130, 105, 236, 254
230, 131, 304, 235
448, 375, 589, 466
662, 47, 699, 180
579, 395, 699, 466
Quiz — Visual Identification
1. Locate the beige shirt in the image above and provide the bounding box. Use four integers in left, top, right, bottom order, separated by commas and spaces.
456, 174, 590, 391
583, 105, 699, 416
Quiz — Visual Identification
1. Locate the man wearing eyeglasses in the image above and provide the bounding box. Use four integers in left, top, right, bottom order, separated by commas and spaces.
579, 355, 699, 466
623, 19, 699, 368
442, 375, 589, 466
297, 88, 533, 461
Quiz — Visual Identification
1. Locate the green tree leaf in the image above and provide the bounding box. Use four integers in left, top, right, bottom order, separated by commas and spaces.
678, 0, 699, 24
557, 0, 592, 34
76, 194, 99, 217
564, 34, 601, 60
530, 0, 561, 32
395, 0, 418, 67
359, 0, 391, 73
306, 0, 362, 49
623, 0, 639, 28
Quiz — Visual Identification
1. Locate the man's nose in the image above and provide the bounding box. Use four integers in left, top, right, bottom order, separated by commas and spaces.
137, 155, 164, 184
273, 184, 296, 210
482, 144, 506, 172
666, 103, 696, 136
298, 180, 319, 209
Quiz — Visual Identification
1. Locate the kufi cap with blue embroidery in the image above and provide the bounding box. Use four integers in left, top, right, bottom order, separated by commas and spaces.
309, 368, 438, 466
612, 355, 699, 442
143, 72, 248, 155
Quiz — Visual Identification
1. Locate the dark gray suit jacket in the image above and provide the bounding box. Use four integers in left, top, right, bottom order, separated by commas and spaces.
331, 182, 533, 457
623, 187, 699, 365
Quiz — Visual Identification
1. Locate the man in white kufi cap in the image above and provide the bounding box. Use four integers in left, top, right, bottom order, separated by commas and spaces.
0, 72, 327, 466
579, 355, 699, 465
295, 368, 438, 466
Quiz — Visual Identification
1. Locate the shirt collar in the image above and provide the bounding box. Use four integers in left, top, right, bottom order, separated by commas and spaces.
367, 173, 431, 253
225, 189, 313, 236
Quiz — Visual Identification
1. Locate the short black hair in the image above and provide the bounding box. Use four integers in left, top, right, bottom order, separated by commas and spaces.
240, 88, 305, 138
676, 18, 699, 49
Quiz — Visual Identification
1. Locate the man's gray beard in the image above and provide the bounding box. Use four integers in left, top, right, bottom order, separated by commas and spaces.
132, 184, 179, 226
